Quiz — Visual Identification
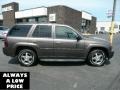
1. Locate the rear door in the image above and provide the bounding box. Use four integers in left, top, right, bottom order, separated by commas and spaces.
32, 25, 54, 57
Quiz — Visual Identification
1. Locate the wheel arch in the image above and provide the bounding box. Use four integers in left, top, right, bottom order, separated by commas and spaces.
86, 47, 109, 60
15, 46, 38, 57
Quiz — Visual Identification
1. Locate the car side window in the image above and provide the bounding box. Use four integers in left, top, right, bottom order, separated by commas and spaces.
8, 25, 32, 37
32, 25, 52, 38
55, 26, 77, 39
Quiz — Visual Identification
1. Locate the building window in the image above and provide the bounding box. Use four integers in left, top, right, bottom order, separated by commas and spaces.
38, 17, 47, 23
86, 20, 91, 26
28, 18, 36, 22
16, 19, 23, 23
100, 27, 105, 30
81, 19, 86, 26
0, 20, 3, 26
109, 27, 111, 30
109, 25, 119, 30
35, 17, 38, 22
114, 24, 118, 29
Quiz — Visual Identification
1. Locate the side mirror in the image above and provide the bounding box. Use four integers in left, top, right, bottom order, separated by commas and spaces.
76, 36, 81, 41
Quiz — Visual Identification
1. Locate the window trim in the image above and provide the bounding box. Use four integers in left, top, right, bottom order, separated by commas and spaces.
100, 27, 105, 31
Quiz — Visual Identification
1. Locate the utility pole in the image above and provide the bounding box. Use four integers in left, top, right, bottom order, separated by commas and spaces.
109, 0, 116, 45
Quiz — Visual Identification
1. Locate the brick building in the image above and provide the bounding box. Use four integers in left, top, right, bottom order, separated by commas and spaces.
0, 2, 96, 34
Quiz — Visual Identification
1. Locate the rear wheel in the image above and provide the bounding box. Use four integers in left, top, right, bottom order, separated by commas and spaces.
87, 49, 107, 66
18, 49, 38, 66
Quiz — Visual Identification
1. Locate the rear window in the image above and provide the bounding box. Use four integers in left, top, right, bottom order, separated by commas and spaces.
8, 25, 32, 37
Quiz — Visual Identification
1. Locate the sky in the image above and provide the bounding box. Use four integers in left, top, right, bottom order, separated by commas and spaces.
0, 0, 120, 21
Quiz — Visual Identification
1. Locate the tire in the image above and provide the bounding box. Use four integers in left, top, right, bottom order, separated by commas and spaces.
87, 49, 107, 66
17, 49, 38, 66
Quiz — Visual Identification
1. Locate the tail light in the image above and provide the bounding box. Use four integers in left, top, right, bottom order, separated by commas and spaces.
4, 37, 8, 47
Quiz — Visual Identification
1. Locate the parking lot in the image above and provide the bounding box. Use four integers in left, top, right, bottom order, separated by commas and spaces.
0, 34, 120, 90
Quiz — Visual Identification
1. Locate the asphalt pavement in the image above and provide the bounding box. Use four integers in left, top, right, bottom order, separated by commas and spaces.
0, 34, 120, 90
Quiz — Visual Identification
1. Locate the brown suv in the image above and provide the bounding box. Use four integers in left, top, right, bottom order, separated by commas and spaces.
3, 23, 114, 66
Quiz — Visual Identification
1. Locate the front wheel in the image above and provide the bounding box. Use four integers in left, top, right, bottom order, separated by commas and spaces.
18, 49, 38, 66
87, 49, 107, 66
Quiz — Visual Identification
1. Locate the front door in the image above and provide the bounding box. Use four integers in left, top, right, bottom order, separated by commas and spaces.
54, 25, 84, 58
